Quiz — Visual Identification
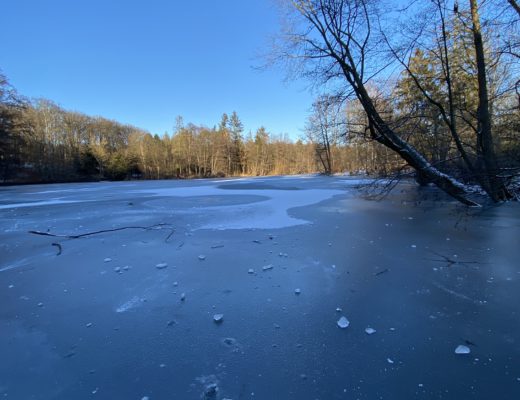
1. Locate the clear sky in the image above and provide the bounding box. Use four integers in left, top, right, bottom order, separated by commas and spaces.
1, 0, 313, 138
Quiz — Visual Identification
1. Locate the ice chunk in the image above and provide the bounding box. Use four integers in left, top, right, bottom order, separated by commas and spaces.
155, 263, 168, 269
365, 327, 376, 335
213, 314, 224, 323
198, 255, 206, 261
336, 307, 342, 313
180, 293, 186, 302
248, 269, 255, 274
387, 358, 394, 364
455, 345, 471, 354
203, 383, 218, 399
104, 258, 112, 263
86, 322, 93, 328
294, 288, 301, 295
37, 302, 44, 307
262, 264, 273, 271
114, 267, 121, 273
337, 316, 350, 329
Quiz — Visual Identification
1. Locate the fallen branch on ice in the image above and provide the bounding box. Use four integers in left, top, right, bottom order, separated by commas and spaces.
28, 223, 175, 242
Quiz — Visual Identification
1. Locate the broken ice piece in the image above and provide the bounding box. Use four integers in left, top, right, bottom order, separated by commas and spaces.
294, 288, 301, 295
180, 293, 186, 301
213, 314, 224, 323
114, 267, 121, 273
387, 358, 394, 364
86, 322, 93, 328
248, 269, 255, 274
336, 307, 342, 313
365, 327, 376, 335
104, 258, 112, 263
337, 316, 350, 329
37, 302, 44, 307
204, 383, 218, 398
156, 263, 168, 269
455, 345, 471, 354
122, 265, 130, 271
198, 255, 206, 261
173, 281, 178, 287
262, 264, 273, 271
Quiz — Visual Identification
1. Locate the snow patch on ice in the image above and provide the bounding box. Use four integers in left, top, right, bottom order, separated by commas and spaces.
115, 296, 142, 313
0, 199, 83, 210
132, 185, 344, 230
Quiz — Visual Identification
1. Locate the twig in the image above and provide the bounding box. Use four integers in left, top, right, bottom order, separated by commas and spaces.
164, 230, 176, 243
51, 243, 62, 256
374, 268, 389, 276
429, 251, 487, 267
28, 223, 174, 240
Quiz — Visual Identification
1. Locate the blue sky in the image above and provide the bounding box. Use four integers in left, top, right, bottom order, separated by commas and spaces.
1, 0, 313, 138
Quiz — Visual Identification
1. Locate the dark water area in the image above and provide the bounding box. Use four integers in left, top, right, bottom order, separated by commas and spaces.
1, 176, 519, 399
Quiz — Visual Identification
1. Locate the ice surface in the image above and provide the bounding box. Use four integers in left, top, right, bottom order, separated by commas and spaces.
2, 177, 520, 399
337, 316, 350, 328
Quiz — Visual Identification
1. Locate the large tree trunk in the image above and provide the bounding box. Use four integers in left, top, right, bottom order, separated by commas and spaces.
341, 61, 480, 206
469, 0, 512, 201
508, 0, 520, 17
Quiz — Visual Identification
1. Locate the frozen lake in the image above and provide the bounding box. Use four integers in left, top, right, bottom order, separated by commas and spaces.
1, 175, 519, 399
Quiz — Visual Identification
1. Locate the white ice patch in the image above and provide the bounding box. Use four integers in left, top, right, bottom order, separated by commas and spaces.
455, 345, 471, 354
133, 185, 344, 230
0, 256, 37, 272
0, 199, 82, 210
115, 296, 142, 313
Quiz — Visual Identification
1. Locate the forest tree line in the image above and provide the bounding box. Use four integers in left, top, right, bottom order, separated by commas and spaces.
0, 74, 401, 184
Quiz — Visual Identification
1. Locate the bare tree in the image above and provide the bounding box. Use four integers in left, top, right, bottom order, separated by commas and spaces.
274, 0, 516, 205
305, 94, 346, 174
